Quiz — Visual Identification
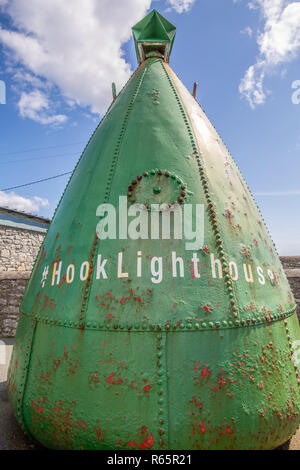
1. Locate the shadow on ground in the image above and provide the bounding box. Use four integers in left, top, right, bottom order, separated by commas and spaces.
0, 381, 44, 450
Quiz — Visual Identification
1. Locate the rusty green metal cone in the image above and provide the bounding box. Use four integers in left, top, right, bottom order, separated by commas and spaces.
7, 10, 300, 450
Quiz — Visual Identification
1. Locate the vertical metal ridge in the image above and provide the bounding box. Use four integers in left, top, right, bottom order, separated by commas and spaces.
160, 61, 239, 322
155, 330, 169, 449
79, 63, 149, 328
15, 318, 37, 441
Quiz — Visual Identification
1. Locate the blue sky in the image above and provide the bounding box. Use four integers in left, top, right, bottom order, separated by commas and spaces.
0, 0, 300, 255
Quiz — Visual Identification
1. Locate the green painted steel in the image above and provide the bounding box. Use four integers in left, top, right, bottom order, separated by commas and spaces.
7, 10, 300, 450
132, 10, 176, 63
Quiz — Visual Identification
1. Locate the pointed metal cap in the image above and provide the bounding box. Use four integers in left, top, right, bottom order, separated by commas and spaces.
132, 9, 176, 64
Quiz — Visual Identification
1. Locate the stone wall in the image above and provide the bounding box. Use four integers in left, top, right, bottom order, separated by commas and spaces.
280, 257, 300, 270
280, 256, 300, 318
0, 226, 44, 273
0, 274, 30, 337
0, 224, 45, 337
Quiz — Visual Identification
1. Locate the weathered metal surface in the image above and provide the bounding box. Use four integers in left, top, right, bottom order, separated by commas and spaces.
7, 9, 300, 449
132, 10, 176, 64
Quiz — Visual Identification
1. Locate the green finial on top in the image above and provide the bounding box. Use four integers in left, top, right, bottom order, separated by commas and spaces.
132, 9, 176, 64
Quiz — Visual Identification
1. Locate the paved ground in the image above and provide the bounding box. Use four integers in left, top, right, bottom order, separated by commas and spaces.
0, 339, 299, 450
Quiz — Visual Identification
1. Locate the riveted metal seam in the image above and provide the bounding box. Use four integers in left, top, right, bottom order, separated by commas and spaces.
79, 63, 149, 327
168, 68, 283, 265
50, 63, 145, 224
160, 61, 238, 319
20, 305, 297, 332
16, 319, 37, 442
155, 331, 169, 449
20, 65, 145, 314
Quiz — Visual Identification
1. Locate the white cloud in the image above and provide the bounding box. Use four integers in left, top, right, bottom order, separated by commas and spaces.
239, 62, 267, 107
239, 0, 300, 108
12, 69, 50, 90
18, 89, 67, 125
240, 26, 253, 36
0, 0, 152, 121
0, 191, 49, 213
166, 0, 196, 13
